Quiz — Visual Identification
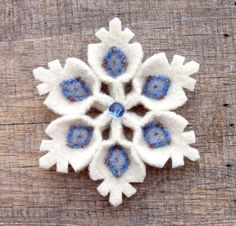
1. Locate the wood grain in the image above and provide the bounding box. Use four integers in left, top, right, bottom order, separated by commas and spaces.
0, 0, 235, 225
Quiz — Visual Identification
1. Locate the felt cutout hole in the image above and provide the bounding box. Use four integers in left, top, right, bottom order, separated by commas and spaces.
125, 81, 133, 95
123, 125, 133, 141
128, 104, 149, 116
102, 126, 110, 140
100, 82, 110, 96
86, 106, 103, 118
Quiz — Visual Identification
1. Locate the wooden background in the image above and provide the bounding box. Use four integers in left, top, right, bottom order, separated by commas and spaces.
0, 0, 235, 225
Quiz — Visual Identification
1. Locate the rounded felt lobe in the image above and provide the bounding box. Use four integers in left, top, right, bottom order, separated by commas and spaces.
142, 122, 171, 148
60, 77, 91, 102
66, 125, 93, 149
109, 102, 125, 119
102, 46, 127, 78
106, 145, 129, 177
142, 75, 171, 100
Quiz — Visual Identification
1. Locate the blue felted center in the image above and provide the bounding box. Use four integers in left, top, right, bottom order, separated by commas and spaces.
102, 46, 127, 78
66, 125, 93, 149
106, 144, 129, 177
142, 75, 171, 100
142, 122, 171, 148
109, 102, 125, 119
60, 77, 91, 102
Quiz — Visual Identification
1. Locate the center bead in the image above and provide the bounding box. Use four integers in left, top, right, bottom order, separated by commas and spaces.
109, 102, 125, 119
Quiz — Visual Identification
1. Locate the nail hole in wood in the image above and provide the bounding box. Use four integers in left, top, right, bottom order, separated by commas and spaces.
229, 123, 234, 127
226, 163, 232, 168
223, 33, 229, 37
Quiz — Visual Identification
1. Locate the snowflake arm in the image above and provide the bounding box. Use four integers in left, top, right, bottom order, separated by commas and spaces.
133, 53, 199, 112
34, 58, 99, 115
89, 139, 146, 206
133, 111, 200, 168
88, 17, 143, 84
39, 115, 102, 173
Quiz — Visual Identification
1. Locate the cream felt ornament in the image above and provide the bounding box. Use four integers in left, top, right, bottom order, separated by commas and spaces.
34, 17, 200, 206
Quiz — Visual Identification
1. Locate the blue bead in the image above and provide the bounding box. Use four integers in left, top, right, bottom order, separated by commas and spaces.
106, 145, 129, 177
142, 75, 171, 100
109, 102, 125, 119
142, 122, 171, 148
66, 125, 93, 149
60, 77, 91, 102
102, 46, 127, 78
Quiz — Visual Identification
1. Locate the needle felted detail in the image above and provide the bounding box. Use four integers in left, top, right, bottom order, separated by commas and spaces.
66, 125, 93, 148
142, 122, 171, 148
142, 75, 171, 100
106, 144, 129, 177
61, 77, 91, 102
102, 47, 127, 78
34, 17, 200, 206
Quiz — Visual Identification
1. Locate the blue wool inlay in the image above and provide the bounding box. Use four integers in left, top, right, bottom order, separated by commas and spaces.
142, 122, 171, 148
60, 77, 91, 102
142, 75, 171, 100
106, 144, 129, 177
66, 125, 93, 149
102, 46, 127, 78
109, 102, 125, 119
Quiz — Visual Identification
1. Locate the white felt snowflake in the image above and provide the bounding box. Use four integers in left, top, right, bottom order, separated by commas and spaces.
34, 18, 200, 206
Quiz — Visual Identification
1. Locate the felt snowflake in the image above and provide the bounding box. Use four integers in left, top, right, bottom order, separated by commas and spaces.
34, 18, 200, 206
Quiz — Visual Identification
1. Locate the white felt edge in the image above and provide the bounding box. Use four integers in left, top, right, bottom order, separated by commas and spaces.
39, 114, 102, 173
89, 139, 146, 206
36, 83, 51, 95
96, 17, 134, 44
171, 55, 199, 91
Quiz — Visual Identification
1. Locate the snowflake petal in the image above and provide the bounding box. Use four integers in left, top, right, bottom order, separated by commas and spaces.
88, 18, 143, 85
133, 53, 199, 111
134, 112, 199, 168
34, 58, 98, 115
89, 140, 145, 206
39, 115, 102, 173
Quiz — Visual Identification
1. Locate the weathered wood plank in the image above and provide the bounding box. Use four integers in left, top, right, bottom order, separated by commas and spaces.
0, 0, 235, 225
